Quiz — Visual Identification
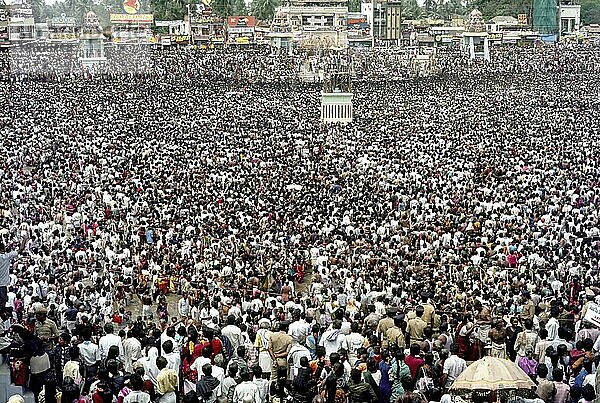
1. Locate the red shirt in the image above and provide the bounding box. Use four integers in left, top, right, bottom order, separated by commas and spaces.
112, 314, 123, 325
210, 338, 223, 361
405, 354, 425, 381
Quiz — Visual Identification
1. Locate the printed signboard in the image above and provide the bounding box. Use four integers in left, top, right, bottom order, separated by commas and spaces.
110, 13, 153, 24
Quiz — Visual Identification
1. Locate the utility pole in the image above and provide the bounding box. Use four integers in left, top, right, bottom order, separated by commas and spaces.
556, 0, 560, 42
377, 1, 382, 45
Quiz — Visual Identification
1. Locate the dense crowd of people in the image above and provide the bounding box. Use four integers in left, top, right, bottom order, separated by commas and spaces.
0, 41, 599, 403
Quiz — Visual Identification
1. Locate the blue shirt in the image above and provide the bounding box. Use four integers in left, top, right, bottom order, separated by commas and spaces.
574, 368, 589, 388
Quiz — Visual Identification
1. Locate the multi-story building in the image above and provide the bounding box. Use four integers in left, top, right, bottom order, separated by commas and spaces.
0, 7, 8, 47
384, 0, 403, 40
559, 2, 581, 36
48, 14, 79, 42
364, 0, 404, 45
187, 3, 224, 47
226, 16, 256, 45
270, 0, 349, 49
4, 0, 35, 42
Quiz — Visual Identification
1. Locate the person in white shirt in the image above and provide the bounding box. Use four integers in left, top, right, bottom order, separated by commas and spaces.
211, 355, 226, 401
442, 344, 467, 388
177, 294, 190, 318
221, 315, 243, 353
79, 328, 101, 394
287, 335, 311, 380
191, 347, 212, 373
319, 320, 346, 360
139, 344, 160, 387
0, 235, 27, 318
545, 307, 560, 341
98, 323, 124, 362
288, 311, 310, 344
343, 322, 365, 366
228, 302, 242, 319
255, 319, 272, 374
232, 368, 261, 403
161, 326, 177, 350
123, 374, 151, 403
123, 329, 143, 373
162, 340, 181, 371
252, 366, 269, 402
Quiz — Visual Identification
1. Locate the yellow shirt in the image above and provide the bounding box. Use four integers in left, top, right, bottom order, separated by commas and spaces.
422, 303, 435, 325
406, 317, 427, 345
377, 317, 395, 340
157, 368, 178, 395
386, 327, 405, 349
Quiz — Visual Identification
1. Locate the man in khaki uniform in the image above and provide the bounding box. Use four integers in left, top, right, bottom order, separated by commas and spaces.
34, 305, 59, 353
386, 315, 406, 350
420, 292, 435, 325
579, 289, 595, 320
377, 308, 396, 347
406, 305, 427, 346
520, 291, 535, 321
268, 320, 293, 381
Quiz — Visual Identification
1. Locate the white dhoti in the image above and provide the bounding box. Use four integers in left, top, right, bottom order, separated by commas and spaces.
348, 354, 358, 367
258, 350, 272, 374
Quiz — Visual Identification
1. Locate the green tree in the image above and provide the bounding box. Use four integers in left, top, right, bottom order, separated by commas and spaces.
94, 0, 122, 26
51, 2, 70, 18
348, 0, 360, 13
250, 0, 280, 21
446, 0, 467, 17
469, 0, 530, 19
423, 0, 434, 14
580, 0, 600, 24
212, 0, 235, 17
403, 0, 424, 19
74, 0, 95, 21
232, 0, 247, 15
151, 0, 210, 21
29, 0, 46, 21
429, 0, 447, 19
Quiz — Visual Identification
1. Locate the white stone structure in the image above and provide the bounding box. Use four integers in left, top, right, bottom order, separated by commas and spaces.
462, 9, 490, 61
321, 68, 353, 124
321, 92, 353, 124
79, 11, 106, 67
559, 4, 581, 35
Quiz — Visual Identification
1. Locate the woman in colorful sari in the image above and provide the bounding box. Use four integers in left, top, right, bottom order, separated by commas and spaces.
389, 349, 410, 403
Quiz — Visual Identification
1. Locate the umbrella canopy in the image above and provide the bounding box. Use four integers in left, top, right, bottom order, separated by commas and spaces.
450, 356, 535, 392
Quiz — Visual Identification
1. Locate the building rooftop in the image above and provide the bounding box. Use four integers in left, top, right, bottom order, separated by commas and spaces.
289, 0, 347, 6
489, 15, 519, 24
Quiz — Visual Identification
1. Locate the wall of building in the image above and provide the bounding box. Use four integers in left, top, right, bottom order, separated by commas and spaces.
559, 5, 581, 34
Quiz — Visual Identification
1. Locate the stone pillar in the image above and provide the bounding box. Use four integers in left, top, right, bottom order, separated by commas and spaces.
469, 36, 475, 59
483, 37, 490, 61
